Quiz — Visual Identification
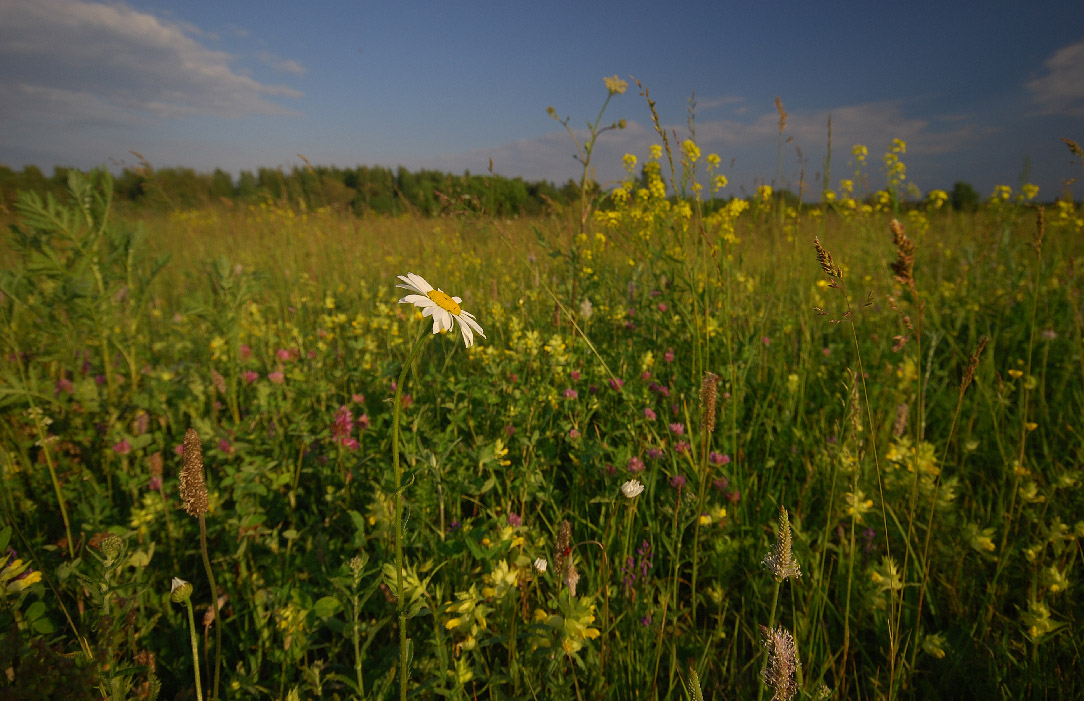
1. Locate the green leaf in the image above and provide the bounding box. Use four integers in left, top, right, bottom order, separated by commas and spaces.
0, 526, 10, 552
312, 596, 342, 619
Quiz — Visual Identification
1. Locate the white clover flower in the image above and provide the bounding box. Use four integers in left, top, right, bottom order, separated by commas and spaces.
621, 479, 645, 499
397, 272, 485, 348
533, 557, 548, 573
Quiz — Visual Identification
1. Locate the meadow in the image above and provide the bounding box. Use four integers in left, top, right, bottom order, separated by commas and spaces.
2, 82, 1083, 700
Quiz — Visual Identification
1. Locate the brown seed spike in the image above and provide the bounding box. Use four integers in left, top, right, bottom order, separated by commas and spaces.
889, 219, 915, 290
180, 428, 209, 517
1063, 137, 1083, 160
813, 236, 842, 280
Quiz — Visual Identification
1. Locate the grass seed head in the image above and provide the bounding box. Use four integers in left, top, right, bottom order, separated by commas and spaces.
813, 236, 842, 280
760, 625, 801, 701
762, 506, 801, 582
554, 520, 572, 585
889, 218, 915, 290
180, 428, 209, 518
700, 371, 720, 436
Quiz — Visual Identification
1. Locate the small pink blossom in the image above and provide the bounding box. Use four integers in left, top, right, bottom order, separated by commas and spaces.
242, 371, 259, 384
112, 439, 131, 456
709, 451, 730, 465
643, 407, 656, 421
55, 377, 74, 395
569, 428, 581, 439
664, 349, 675, 363
352, 393, 365, 404
609, 377, 624, 392
641, 371, 651, 381
657, 303, 668, 312
276, 348, 292, 362
626, 456, 645, 473
669, 423, 685, 435
240, 344, 252, 360
507, 512, 522, 527
268, 371, 285, 384
563, 388, 578, 399
570, 370, 581, 380
218, 439, 233, 454
669, 474, 687, 489
674, 441, 691, 455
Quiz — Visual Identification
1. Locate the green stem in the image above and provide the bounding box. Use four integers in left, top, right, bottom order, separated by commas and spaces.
392, 326, 431, 701
757, 580, 781, 701
199, 515, 222, 701
185, 598, 204, 701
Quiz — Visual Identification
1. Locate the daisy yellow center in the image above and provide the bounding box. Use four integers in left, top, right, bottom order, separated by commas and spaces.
427, 289, 461, 316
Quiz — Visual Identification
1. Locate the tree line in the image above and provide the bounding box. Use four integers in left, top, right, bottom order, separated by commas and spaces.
0, 162, 1003, 218
0, 163, 584, 217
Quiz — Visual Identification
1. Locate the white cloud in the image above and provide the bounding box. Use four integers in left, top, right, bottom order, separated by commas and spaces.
1026, 38, 1084, 116
0, 0, 302, 129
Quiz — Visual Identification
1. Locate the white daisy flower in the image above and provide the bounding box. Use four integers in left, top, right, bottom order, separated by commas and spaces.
621, 479, 645, 499
533, 557, 548, 573
396, 272, 486, 348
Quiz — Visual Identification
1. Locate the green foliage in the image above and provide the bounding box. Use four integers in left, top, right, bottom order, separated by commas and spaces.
950, 180, 981, 211
1, 122, 1082, 701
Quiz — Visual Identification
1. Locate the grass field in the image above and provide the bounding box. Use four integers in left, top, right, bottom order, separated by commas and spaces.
2, 113, 1083, 700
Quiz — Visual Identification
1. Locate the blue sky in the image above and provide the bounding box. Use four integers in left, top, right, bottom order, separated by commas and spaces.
2, 0, 1083, 200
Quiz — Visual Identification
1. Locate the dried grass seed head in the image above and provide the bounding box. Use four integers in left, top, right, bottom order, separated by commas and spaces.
180, 428, 209, 517
889, 218, 915, 290
813, 236, 843, 280
699, 371, 720, 436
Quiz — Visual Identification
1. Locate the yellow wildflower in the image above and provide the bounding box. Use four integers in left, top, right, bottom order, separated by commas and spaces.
604, 75, 628, 95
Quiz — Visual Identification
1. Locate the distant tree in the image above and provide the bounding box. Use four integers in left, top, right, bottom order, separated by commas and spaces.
237, 170, 258, 200
209, 168, 235, 200
950, 181, 980, 212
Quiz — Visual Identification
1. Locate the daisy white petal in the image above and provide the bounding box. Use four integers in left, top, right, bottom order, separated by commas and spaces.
396, 272, 486, 348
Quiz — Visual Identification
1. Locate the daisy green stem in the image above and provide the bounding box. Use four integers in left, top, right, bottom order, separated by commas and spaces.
392, 325, 431, 701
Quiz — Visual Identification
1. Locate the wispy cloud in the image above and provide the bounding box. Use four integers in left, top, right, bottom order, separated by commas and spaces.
258, 51, 308, 77
1025, 37, 1084, 116
0, 0, 303, 130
